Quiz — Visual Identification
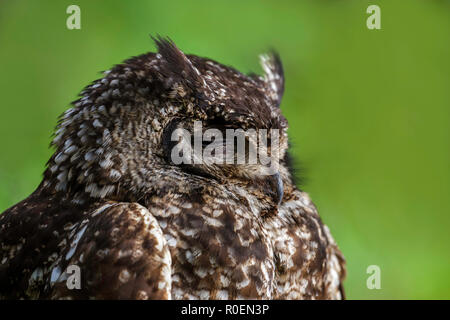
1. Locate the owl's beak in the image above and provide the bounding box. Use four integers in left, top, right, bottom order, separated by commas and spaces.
271, 172, 284, 206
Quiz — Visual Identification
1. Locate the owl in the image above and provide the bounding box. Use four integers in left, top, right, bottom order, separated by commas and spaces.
0, 37, 345, 300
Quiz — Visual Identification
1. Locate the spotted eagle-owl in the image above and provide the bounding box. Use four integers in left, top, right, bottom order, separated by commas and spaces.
0, 37, 345, 300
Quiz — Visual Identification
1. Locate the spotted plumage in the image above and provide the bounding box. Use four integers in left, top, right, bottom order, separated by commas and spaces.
0, 37, 345, 299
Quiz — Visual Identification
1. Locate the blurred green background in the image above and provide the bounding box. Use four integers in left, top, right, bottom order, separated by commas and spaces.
0, 0, 449, 299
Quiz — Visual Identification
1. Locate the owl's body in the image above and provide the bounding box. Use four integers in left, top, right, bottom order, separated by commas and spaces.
0, 38, 345, 299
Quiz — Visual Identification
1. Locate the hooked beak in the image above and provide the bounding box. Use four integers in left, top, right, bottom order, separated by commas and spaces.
271, 172, 284, 206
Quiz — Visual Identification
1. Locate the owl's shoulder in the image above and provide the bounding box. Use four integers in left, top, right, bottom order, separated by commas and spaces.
0, 194, 171, 299
48, 201, 171, 299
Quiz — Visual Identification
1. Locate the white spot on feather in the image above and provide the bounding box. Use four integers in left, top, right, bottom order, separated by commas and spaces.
50, 266, 62, 284
93, 119, 103, 128
29, 267, 44, 285
119, 269, 131, 283
217, 290, 229, 299
65, 224, 88, 261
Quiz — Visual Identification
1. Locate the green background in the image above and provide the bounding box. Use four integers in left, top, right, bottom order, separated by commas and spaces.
0, 0, 448, 299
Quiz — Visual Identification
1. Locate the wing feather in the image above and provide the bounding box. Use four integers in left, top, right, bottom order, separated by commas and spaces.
48, 202, 171, 300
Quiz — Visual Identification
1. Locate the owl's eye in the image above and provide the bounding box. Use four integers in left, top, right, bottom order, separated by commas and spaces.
161, 116, 257, 170
207, 122, 241, 132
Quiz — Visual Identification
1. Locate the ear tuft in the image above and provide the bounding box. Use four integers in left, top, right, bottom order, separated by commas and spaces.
151, 35, 203, 90
260, 52, 284, 107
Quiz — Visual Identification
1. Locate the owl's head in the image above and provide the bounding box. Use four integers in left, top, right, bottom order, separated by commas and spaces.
44, 37, 295, 210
